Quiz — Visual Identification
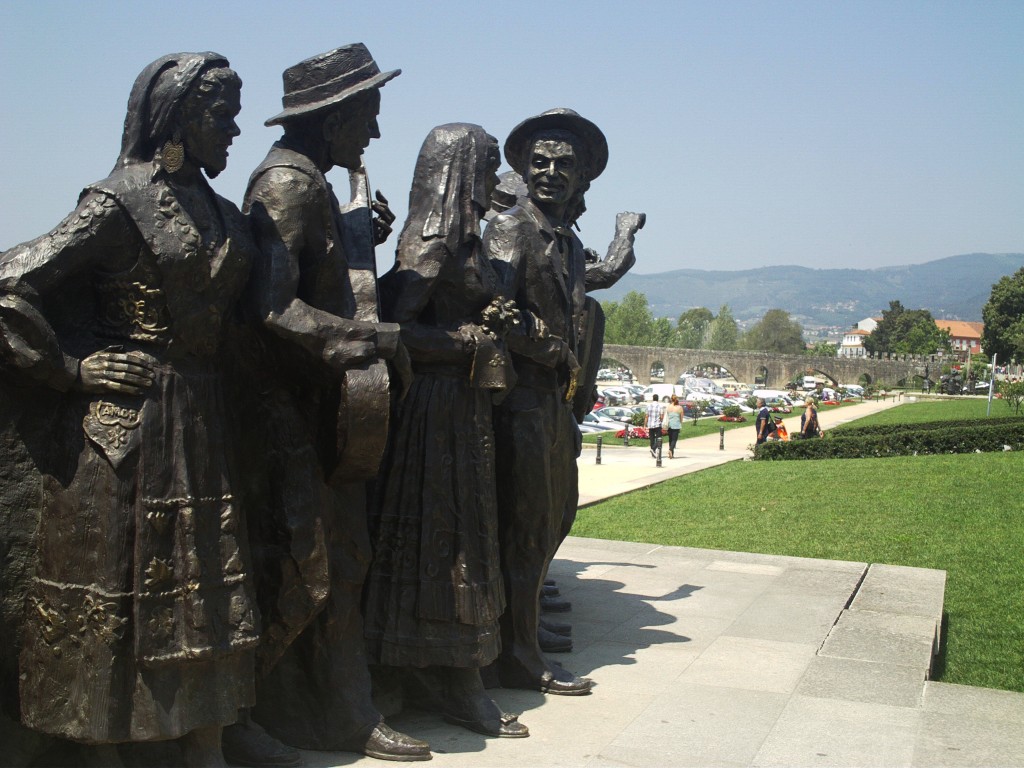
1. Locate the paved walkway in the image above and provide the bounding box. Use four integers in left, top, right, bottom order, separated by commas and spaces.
313, 397, 1024, 767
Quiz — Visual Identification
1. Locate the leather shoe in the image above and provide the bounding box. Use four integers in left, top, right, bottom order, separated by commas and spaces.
498, 662, 594, 696
539, 617, 572, 636
358, 723, 432, 762
538, 626, 572, 653
222, 721, 301, 767
540, 595, 571, 613
443, 709, 529, 738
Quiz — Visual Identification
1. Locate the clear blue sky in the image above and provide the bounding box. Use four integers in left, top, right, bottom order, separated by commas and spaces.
1, 0, 1021, 274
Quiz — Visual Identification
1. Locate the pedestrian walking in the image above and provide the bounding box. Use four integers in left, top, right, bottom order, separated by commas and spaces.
645, 394, 666, 457
663, 394, 684, 458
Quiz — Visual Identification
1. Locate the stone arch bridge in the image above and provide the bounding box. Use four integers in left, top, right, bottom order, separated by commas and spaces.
603, 344, 935, 388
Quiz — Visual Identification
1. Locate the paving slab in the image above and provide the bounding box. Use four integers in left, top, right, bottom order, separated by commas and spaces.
795, 656, 926, 709
922, 681, 1024, 723
751, 695, 920, 768
849, 563, 946, 659
724, 590, 850, 645
677, 635, 818, 694
599, 683, 791, 768
912, 709, 1024, 768
819, 608, 940, 671
849, 563, 947, 619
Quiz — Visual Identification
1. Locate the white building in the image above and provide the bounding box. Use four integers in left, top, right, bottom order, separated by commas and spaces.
839, 328, 871, 357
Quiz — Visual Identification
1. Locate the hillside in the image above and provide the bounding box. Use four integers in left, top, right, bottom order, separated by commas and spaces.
597, 253, 1024, 331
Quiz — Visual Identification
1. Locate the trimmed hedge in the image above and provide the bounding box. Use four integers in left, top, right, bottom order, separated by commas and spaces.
754, 420, 1024, 461
831, 416, 1023, 438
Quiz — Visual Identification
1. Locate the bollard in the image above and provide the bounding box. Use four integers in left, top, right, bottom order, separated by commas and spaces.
656, 435, 663, 467
719, 425, 725, 451
622, 428, 629, 447
596, 434, 602, 465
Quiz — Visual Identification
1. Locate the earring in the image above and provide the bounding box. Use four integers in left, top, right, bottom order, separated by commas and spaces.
161, 135, 185, 173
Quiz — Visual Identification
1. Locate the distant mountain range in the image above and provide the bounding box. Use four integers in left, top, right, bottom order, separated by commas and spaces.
598, 253, 1024, 332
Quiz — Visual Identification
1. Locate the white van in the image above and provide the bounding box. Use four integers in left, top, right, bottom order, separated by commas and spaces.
641, 384, 684, 402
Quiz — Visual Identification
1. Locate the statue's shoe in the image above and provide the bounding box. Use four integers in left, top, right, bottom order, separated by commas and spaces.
355, 723, 432, 762
222, 721, 301, 767
540, 595, 572, 613
538, 626, 573, 653
443, 708, 529, 738
539, 617, 573, 636
498, 662, 594, 696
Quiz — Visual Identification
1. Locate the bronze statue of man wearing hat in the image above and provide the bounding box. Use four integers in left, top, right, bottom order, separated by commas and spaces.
233, 44, 428, 762
484, 108, 644, 695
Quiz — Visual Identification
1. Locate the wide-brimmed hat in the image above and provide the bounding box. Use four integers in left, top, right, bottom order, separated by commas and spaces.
265, 43, 400, 126
504, 108, 608, 182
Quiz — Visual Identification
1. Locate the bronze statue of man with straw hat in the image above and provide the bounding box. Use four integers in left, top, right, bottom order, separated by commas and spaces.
484, 108, 644, 696
233, 43, 427, 763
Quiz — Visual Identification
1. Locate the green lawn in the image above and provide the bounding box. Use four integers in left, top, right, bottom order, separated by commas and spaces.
832, 396, 1011, 429
574, 400, 1024, 693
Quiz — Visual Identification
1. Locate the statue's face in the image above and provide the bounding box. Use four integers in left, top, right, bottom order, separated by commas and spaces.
179, 78, 241, 178
526, 139, 581, 209
326, 90, 382, 170
484, 140, 501, 206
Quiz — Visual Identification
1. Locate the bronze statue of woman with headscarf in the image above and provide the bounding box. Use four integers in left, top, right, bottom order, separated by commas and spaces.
364, 123, 528, 738
0, 52, 257, 765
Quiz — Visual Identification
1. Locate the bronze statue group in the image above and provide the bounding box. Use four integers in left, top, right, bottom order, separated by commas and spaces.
0, 44, 643, 766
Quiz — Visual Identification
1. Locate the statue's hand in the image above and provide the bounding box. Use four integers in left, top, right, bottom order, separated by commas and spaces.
371, 190, 396, 245
615, 211, 646, 236
77, 350, 156, 395
527, 312, 549, 340
563, 348, 582, 403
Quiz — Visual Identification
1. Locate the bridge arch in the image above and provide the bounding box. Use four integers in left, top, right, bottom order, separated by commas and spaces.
602, 345, 929, 389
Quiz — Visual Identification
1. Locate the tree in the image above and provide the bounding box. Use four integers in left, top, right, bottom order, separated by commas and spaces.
863, 300, 951, 356
675, 307, 714, 349
999, 380, 1024, 416
652, 316, 674, 348
982, 267, 1024, 363
742, 309, 805, 354
807, 341, 837, 357
707, 305, 738, 350
602, 291, 655, 346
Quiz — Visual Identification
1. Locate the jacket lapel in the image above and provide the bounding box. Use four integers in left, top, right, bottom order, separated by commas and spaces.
520, 198, 568, 301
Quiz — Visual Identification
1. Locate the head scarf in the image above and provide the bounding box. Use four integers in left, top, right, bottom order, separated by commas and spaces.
114, 52, 232, 170
399, 123, 497, 256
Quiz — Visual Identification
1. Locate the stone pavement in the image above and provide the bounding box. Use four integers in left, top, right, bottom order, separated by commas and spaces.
309, 398, 1024, 767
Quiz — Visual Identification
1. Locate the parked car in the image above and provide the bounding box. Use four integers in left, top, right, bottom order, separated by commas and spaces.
626, 384, 646, 401
581, 412, 621, 431
601, 386, 636, 405
596, 406, 636, 423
